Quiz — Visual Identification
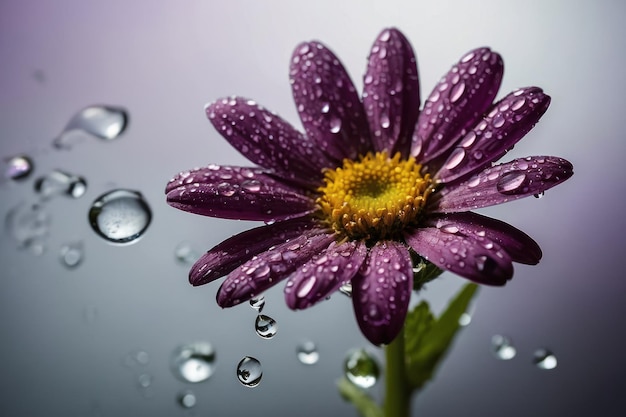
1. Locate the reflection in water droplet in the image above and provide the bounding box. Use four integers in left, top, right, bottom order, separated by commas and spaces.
329, 117, 342, 134
5, 202, 50, 253
60, 240, 84, 268
236, 356, 262, 387
459, 312, 472, 326
177, 391, 197, 409
533, 191, 545, 199
4, 155, 34, 180
344, 348, 379, 388
54, 105, 128, 149
496, 171, 526, 194
249, 295, 265, 313
34, 170, 87, 199
88, 189, 151, 244
255, 314, 278, 339
491, 335, 517, 360
339, 282, 353, 297
296, 340, 319, 365
533, 348, 557, 370
174, 241, 200, 265
171, 342, 216, 383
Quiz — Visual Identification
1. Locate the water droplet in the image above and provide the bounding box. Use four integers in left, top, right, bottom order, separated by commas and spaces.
255, 314, 278, 339
511, 97, 526, 111
68, 177, 87, 198
137, 373, 152, 388
88, 189, 152, 244
171, 342, 216, 383
449, 81, 466, 103
533, 348, 557, 370
492, 113, 506, 128
533, 191, 545, 199
56, 105, 128, 148
177, 391, 197, 409
339, 282, 353, 297
241, 180, 261, 192
321, 102, 330, 113
236, 356, 262, 387
496, 171, 526, 194
60, 240, 84, 268
461, 51, 475, 63
4, 155, 34, 180
329, 117, 342, 133
174, 241, 200, 265
34, 170, 86, 199
5, 202, 50, 252
344, 348, 379, 388
380, 113, 390, 129
296, 340, 319, 365
443, 148, 465, 170
491, 335, 516, 360
459, 312, 472, 326
249, 295, 265, 312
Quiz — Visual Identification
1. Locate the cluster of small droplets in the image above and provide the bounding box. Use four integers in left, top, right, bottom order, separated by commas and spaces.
317, 151, 433, 240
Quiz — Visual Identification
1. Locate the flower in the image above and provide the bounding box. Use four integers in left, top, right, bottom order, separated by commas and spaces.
165, 28, 573, 345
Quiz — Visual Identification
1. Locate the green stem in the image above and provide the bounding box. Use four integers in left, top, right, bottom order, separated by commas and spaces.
384, 326, 411, 417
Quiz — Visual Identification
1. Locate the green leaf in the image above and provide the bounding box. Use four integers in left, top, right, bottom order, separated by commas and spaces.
337, 377, 383, 417
404, 283, 479, 390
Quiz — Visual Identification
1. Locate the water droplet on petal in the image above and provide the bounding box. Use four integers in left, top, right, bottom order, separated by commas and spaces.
255, 314, 278, 339
249, 295, 265, 312
496, 171, 526, 194
171, 342, 216, 383
339, 282, 353, 297
329, 117, 342, 134
491, 335, 517, 360
177, 391, 197, 409
450, 81, 466, 103
380, 113, 390, 129
511, 97, 526, 111
4, 155, 34, 180
60, 240, 84, 268
296, 340, 320, 365
321, 102, 330, 113
533, 348, 557, 370
492, 113, 506, 128
443, 148, 466, 170
344, 348, 379, 388
241, 180, 262, 192
88, 189, 152, 244
236, 356, 262, 387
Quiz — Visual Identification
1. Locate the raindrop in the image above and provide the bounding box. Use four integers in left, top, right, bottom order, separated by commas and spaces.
236, 356, 262, 387
34, 170, 86, 199
533, 348, 557, 370
5, 202, 50, 252
249, 295, 265, 312
344, 348, 380, 388
174, 241, 200, 265
4, 155, 34, 180
60, 240, 84, 268
491, 335, 516, 360
329, 117, 342, 134
296, 340, 319, 365
88, 189, 152, 244
255, 314, 278, 339
177, 391, 197, 409
496, 171, 526, 194
171, 342, 216, 383
53, 105, 128, 148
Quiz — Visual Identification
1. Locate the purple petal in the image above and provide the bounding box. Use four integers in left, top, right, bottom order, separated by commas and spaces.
363, 28, 420, 158
290, 41, 372, 162
284, 240, 367, 309
216, 232, 336, 307
433, 156, 574, 212
423, 212, 542, 265
351, 241, 413, 345
189, 218, 322, 286
405, 227, 513, 285
411, 48, 503, 164
206, 97, 332, 186
166, 165, 315, 221
436, 88, 551, 183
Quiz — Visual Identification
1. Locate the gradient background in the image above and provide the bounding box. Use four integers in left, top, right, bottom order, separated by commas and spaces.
1, 1, 624, 416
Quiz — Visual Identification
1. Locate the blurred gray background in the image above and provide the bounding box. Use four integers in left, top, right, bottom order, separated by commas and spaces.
1, 0, 624, 416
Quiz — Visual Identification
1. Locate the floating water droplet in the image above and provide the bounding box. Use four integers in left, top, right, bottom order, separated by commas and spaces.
329, 117, 342, 134
5, 202, 50, 252
88, 189, 152, 244
533, 191, 545, 199
459, 312, 472, 326
491, 335, 516, 360
68, 176, 87, 198
171, 342, 216, 383
236, 356, 262, 387
249, 295, 265, 312
296, 340, 319, 365
496, 171, 526, 194
533, 348, 557, 370
174, 241, 200, 265
177, 391, 197, 409
54, 105, 128, 149
34, 170, 86, 199
4, 155, 34, 180
255, 314, 278, 339
137, 373, 152, 388
344, 348, 379, 388
60, 240, 84, 268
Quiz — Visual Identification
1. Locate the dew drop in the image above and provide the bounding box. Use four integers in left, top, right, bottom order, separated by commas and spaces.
492, 113, 506, 128
241, 180, 262, 192
54, 105, 128, 148
329, 117, 342, 134
296, 340, 320, 365
511, 97, 526, 111
255, 314, 278, 339
170, 342, 216, 383
88, 189, 152, 244
449, 81, 466, 103
60, 240, 84, 268
249, 295, 265, 312
380, 113, 390, 129
339, 282, 353, 297
344, 348, 380, 389
177, 391, 197, 409
461, 51, 475, 63
491, 335, 517, 360
4, 155, 34, 180
236, 356, 262, 387
533, 348, 557, 370
443, 148, 465, 170
496, 171, 526, 194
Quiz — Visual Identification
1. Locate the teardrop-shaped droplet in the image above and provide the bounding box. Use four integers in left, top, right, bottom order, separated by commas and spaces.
65, 105, 128, 140
255, 314, 278, 339
533, 348, 557, 370
88, 189, 152, 244
296, 340, 319, 365
170, 342, 216, 383
60, 240, 84, 268
236, 356, 262, 387
177, 391, 197, 409
449, 81, 466, 103
34, 170, 86, 199
496, 171, 526, 194
249, 295, 265, 313
491, 334, 516, 360
344, 348, 380, 388
4, 155, 34, 180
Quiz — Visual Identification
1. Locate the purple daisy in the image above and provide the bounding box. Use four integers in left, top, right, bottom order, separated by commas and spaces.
166, 28, 573, 345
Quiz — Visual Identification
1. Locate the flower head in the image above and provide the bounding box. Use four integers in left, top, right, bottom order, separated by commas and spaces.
166, 28, 573, 345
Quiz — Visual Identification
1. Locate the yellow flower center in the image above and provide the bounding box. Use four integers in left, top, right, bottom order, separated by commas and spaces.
316, 151, 434, 241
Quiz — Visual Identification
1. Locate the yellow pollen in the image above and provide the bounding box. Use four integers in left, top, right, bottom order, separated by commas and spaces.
316, 151, 434, 240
